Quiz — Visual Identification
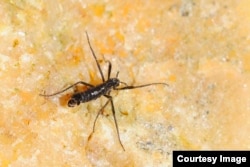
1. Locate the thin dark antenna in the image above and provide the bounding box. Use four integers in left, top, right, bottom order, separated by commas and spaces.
85, 31, 105, 82
116, 82, 169, 90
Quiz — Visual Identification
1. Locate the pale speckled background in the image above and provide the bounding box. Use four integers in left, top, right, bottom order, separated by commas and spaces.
0, 0, 250, 166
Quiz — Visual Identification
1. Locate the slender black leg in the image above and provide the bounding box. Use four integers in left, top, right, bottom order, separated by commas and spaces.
40, 81, 94, 97
88, 99, 110, 143
91, 99, 110, 134
104, 94, 125, 151
88, 96, 125, 151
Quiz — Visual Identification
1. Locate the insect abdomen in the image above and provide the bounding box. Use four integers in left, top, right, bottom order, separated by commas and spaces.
68, 78, 118, 106
77, 84, 110, 103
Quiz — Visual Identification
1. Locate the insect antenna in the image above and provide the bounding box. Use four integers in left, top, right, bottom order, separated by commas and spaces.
85, 31, 106, 82
105, 60, 112, 80
116, 82, 169, 90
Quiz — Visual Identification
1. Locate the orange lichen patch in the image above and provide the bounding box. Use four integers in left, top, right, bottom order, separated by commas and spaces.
242, 53, 250, 72
1, 159, 10, 167
12, 133, 37, 158
198, 58, 238, 77
0, 124, 36, 164
119, 110, 129, 116
95, 32, 125, 56
0, 154, 11, 167
22, 118, 31, 126
196, 57, 250, 149
168, 74, 177, 82
114, 31, 125, 43
119, 2, 132, 16
136, 92, 162, 114
65, 45, 85, 66
53, 46, 85, 69
89, 70, 98, 84
0, 132, 15, 146
136, 19, 151, 33
152, 151, 164, 161
35, 105, 54, 120
116, 49, 127, 58
90, 3, 105, 17
235, 0, 250, 36
178, 134, 200, 149
19, 91, 34, 104
54, 51, 66, 67
95, 40, 113, 55
76, 3, 87, 18
165, 34, 181, 57
132, 45, 144, 60
228, 49, 237, 60
12, 39, 19, 48
145, 103, 159, 113
106, 36, 116, 51
208, 77, 250, 148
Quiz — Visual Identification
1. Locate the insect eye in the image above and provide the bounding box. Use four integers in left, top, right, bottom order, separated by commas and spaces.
68, 98, 77, 107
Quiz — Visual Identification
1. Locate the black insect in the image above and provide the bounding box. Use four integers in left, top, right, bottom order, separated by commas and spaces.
40, 32, 168, 151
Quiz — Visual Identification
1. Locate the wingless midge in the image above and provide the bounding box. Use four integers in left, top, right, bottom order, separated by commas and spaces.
40, 32, 169, 151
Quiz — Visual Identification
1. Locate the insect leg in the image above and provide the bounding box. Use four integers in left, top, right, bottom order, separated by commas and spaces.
106, 60, 112, 80
115, 82, 169, 90
104, 94, 125, 151
88, 99, 110, 141
104, 60, 120, 81
40, 81, 94, 97
92, 100, 110, 134
85, 31, 105, 82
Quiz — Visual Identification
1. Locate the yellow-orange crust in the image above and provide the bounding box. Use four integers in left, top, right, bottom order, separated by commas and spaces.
0, 0, 249, 166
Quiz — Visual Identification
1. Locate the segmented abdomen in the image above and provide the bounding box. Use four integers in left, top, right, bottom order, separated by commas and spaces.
72, 82, 111, 103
